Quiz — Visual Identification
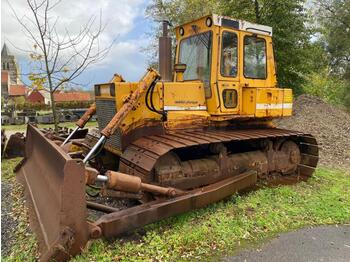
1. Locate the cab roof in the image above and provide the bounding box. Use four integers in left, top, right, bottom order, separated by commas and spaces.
175, 14, 273, 36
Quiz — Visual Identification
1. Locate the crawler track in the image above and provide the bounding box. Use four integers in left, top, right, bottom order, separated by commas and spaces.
119, 128, 319, 184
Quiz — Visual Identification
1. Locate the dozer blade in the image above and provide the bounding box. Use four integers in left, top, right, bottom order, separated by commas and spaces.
15, 124, 89, 261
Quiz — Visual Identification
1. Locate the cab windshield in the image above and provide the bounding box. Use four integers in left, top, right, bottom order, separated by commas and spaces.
179, 31, 212, 97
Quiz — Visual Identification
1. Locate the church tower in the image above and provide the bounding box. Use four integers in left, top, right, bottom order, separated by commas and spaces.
1, 43, 21, 84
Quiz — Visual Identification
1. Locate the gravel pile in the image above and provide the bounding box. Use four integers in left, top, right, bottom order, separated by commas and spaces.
275, 94, 350, 169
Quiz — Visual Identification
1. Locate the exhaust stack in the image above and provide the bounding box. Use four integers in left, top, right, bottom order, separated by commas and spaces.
159, 20, 172, 81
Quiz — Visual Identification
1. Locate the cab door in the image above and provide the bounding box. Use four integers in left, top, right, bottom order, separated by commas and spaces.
239, 32, 275, 88
217, 28, 241, 114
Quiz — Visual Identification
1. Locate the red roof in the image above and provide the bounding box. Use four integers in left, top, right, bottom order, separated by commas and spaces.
1, 71, 9, 84
26, 90, 45, 103
9, 85, 27, 96
54, 92, 91, 102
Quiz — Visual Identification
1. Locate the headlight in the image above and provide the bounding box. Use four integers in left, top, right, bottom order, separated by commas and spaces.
179, 27, 185, 36
206, 17, 213, 27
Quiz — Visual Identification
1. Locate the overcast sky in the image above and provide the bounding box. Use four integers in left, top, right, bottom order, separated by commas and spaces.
1, 0, 155, 89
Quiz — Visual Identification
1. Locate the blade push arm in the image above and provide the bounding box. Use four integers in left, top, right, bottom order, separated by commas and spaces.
76, 103, 97, 128
85, 168, 180, 197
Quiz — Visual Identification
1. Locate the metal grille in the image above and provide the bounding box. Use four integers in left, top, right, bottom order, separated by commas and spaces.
95, 99, 121, 150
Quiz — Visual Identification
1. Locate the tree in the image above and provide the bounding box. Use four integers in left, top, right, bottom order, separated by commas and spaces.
312, 0, 350, 108
316, 0, 350, 77
7, 96, 26, 111
223, 0, 313, 93
9, 0, 113, 131
146, 0, 312, 93
145, 0, 220, 66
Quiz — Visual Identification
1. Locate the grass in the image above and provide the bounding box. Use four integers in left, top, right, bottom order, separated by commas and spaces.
1, 158, 350, 261
1, 121, 97, 132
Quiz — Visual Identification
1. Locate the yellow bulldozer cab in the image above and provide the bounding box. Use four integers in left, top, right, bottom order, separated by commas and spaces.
174, 14, 292, 118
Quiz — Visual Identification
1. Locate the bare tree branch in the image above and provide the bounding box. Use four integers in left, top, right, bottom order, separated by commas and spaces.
8, 0, 114, 131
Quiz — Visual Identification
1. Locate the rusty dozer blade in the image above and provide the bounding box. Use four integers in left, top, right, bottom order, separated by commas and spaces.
15, 124, 90, 261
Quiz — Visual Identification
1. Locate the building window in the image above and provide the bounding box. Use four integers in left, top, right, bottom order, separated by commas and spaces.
244, 36, 267, 79
221, 31, 238, 77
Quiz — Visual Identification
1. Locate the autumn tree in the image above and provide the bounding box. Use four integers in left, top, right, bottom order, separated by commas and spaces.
9, 0, 113, 131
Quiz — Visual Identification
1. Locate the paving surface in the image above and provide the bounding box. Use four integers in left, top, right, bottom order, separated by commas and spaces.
224, 225, 350, 262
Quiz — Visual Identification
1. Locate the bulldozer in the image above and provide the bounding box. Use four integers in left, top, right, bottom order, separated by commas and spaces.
16, 14, 318, 261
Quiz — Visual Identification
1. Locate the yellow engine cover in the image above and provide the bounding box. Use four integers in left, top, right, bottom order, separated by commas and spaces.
242, 88, 293, 117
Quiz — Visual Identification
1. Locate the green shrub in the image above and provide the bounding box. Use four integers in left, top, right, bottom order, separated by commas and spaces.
303, 69, 350, 109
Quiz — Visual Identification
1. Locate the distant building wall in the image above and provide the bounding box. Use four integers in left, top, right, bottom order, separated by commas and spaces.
1, 71, 10, 98
1, 44, 21, 85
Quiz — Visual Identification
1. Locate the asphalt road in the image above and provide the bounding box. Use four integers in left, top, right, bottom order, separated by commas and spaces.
224, 225, 350, 262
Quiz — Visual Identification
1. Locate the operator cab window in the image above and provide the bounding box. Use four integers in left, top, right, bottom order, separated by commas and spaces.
223, 89, 238, 108
221, 31, 238, 77
179, 31, 212, 97
244, 36, 267, 79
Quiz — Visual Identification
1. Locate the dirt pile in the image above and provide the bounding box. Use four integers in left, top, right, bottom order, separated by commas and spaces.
275, 94, 350, 169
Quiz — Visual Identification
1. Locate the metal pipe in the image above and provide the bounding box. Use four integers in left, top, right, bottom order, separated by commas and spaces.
83, 136, 106, 163
162, 20, 169, 37
96, 174, 108, 182
86, 201, 119, 213
141, 183, 176, 197
159, 21, 172, 81
61, 126, 79, 146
